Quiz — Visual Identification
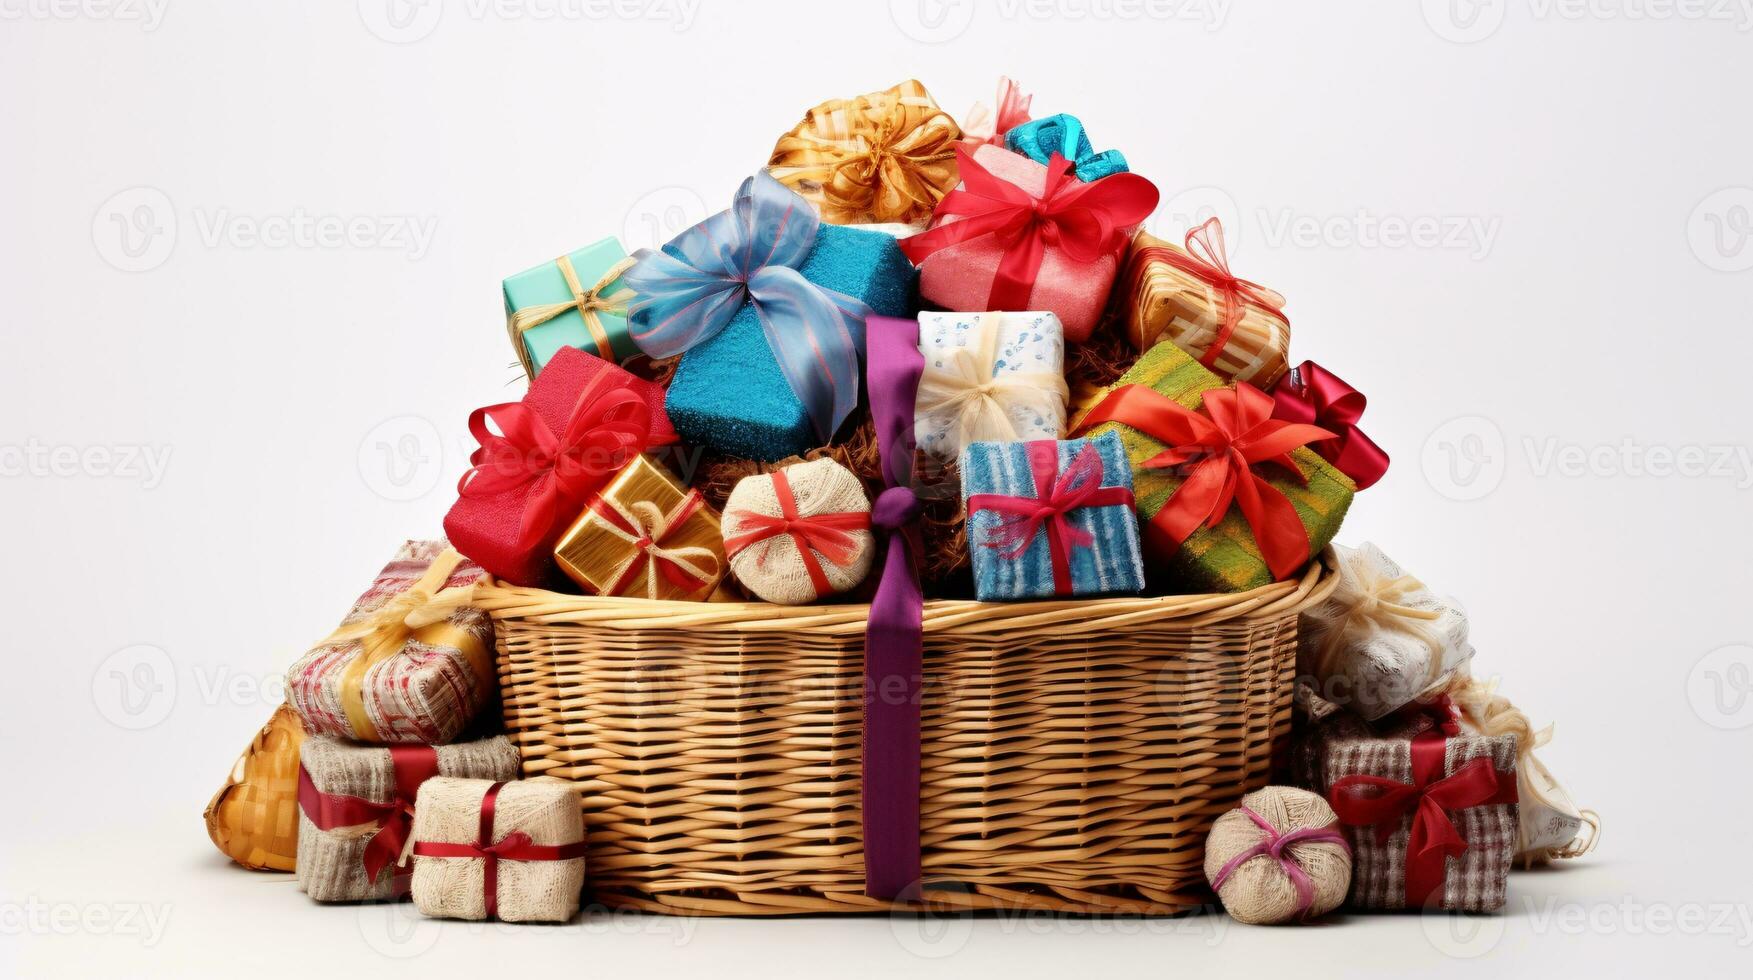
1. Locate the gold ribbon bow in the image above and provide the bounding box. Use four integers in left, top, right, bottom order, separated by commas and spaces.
916, 313, 1069, 450
767, 80, 962, 226
507, 254, 638, 374
317, 548, 489, 742
593, 496, 723, 601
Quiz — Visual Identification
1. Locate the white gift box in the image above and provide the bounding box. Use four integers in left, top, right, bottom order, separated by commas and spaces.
913, 311, 1068, 464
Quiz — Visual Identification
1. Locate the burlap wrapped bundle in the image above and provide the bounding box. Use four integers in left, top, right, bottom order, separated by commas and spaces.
1299, 543, 1474, 720
411, 778, 586, 923
723, 458, 875, 605
1443, 674, 1599, 865
204, 704, 304, 872
296, 735, 519, 903
1204, 786, 1351, 925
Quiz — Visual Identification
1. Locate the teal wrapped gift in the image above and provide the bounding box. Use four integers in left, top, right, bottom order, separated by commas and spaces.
504, 237, 637, 377
961, 432, 1145, 602
627, 173, 916, 461
1005, 114, 1128, 182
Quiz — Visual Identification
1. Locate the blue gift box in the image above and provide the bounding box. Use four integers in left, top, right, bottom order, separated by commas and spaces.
664, 225, 917, 461
1005, 114, 1129, 183
960, 431, 1145, 601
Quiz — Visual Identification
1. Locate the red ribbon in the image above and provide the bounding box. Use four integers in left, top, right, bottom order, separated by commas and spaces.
295, 745, 439, 888
723, 469, 871, 601
966, 441, 1134, 596
589, 489, 714, 598
411, 781, 588, 920
1076, 382, 1334, 581
1269, 361, 1390, 490
457, 368, 655, 551
1329, 734, 1518, 908
899, 146, 1158, 311
1130, 218, 1287, 370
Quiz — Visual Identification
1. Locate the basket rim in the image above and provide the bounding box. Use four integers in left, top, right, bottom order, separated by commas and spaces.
473, 547, 1341, 634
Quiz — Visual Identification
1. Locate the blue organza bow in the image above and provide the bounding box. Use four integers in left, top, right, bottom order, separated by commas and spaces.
625, 173, 870, 443
1005, 114, 1129, 182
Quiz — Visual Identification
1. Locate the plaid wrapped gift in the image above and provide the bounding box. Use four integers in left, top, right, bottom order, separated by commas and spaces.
295, 735, 519, 903
285, 541, 494, 745
766, 79, 962, 226
1121, 222, 1292, 388
960, 432, 1145, 601
1321, 725, 1519, 912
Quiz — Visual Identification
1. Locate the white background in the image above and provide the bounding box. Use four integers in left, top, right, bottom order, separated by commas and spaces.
3, 0, 1752, 976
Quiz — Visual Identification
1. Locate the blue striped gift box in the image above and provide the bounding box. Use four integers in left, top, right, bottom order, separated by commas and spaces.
960, 432, 1146, 601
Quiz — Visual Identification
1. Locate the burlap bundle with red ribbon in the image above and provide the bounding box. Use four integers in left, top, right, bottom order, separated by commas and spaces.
411, 777, 587, 923
722, 457, 874, 605
294, 735, 519, 903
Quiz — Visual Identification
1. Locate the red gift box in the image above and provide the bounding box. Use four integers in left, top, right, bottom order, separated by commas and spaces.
443, 346, 676, 586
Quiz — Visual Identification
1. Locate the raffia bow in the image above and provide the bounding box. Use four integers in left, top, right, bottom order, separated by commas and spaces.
916, 313, 1069, 449
315, 548, 485, 741
1304, 548, 1449, 689
590, 493, 721, 600
767, 80, 962, 226
507, 254, 637, 371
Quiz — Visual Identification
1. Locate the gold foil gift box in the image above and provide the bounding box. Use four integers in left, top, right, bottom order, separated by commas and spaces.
554, 454, 726, 601
1121, 222, 1292, 388
766, 79, 962, 227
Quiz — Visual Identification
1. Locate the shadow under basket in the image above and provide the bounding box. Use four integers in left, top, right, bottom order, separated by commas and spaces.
473, 549, 1340, 916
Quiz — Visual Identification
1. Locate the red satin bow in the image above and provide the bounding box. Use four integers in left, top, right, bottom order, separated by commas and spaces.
1077, 382, 1334, 581
457, 369, 654, 551
723, 469, 871, 601
1136, 217, 1287, 370
966, 441, 1135, 596
590, 489, 715, 597
295, 745, 439, 888
410, 781, 588, 920
1270, 361, 1389, 490
900, 146, 1159, 311
1329, 734, 1518, 908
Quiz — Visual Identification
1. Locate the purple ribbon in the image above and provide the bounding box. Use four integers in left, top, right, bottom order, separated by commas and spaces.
1209, 805, 1351, 918
862, 314, 926, 901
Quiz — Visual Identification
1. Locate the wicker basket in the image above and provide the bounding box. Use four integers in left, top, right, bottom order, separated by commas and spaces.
474, 549, 1339, 916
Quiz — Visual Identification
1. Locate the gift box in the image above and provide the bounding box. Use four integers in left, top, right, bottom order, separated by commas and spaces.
901, 144, 1157, 343
766, 79, 962, 226
411, 777, 587, 923
204, 704, 304, 872
444, 346, 677, 586
960, 432, 1145, 601
1319, 724, 1519, 911
1120, 223, 1292, 388
504, 237, 637, 376
295, 735, 519, 903
723, 457, 874, 605
914, 311, 1068, 464
1075, 341, 1355, 593
554, 454, 725, 601
1004, 113, 1128, 182
627, 173, 916, 462
285, 542, 496, 744
1298, 543, 1474, 721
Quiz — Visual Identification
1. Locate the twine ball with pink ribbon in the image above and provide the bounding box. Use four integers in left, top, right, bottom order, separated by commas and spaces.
1204, 785, 1352, 925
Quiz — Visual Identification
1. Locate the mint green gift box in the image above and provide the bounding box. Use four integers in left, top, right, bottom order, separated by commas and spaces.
503, 237, 638, 377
